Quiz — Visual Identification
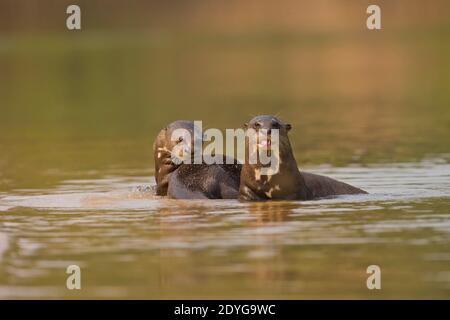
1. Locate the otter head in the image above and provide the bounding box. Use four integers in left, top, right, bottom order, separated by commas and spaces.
244, 115, 292, 133
243, 115, 292, 168
240, 115, 307, 200
153, 120, 200, 195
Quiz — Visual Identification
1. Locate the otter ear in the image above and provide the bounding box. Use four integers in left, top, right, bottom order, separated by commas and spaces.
285, 123, 292, 131
243, 123, 248, 129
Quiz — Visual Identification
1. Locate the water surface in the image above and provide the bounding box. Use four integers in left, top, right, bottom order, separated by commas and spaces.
1, 156, 449, 299
1, 1, 450, 299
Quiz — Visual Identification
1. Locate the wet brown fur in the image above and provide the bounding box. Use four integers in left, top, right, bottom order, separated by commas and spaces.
239, 115, 367, 201
153, 121, 241, 199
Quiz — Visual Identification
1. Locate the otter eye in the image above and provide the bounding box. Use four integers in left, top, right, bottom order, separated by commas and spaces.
177, 137, 184, 143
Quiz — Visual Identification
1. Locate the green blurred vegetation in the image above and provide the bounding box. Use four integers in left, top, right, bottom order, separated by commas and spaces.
0, 0, 450, 191
1, 0, 450, 300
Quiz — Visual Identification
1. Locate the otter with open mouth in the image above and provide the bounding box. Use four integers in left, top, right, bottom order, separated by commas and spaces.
239, 115, 367, 201
153, 120, 241, 199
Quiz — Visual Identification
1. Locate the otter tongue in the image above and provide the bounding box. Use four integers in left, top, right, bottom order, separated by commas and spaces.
259, 139, 271, 148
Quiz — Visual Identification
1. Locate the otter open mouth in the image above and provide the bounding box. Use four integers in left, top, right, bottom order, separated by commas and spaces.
258, 138, 272, 149
257, 137, 272, 157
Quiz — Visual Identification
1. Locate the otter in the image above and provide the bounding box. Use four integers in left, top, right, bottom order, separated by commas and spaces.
153, 120, 194, 196
153, 120, 241, 199
239, 115, 367, 201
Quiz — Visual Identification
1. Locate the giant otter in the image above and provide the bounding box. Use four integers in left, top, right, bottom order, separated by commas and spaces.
239, 115, 367, 201
153, 120, 241, 199
153, 120, 194, 196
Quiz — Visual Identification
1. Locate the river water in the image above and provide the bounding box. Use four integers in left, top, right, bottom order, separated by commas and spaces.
1, 4, 450, 298
1, 156, 449, 299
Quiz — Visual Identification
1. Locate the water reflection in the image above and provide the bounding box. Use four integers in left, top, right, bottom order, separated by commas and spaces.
0, 158, 449, 298
1, 1, 450, 297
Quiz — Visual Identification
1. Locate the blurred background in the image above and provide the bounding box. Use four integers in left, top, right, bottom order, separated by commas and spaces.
0, 0, 449, 191
0, 1, 450, 299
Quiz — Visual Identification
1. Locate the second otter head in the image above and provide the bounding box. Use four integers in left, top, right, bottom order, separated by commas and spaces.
153, 120, 201, 195
154, 120, 201, 164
